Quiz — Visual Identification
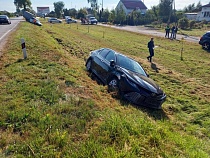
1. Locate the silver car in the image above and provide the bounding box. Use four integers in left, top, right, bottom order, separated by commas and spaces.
48, 18, 62, 23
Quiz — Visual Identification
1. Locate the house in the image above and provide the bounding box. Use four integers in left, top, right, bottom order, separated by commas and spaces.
196, 3, 210, 21
184, 13, 197, 20
115, 0, 147, 15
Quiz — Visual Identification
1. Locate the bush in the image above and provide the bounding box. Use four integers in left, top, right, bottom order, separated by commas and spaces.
178, 17, 189, 29
189, 20, 196, 29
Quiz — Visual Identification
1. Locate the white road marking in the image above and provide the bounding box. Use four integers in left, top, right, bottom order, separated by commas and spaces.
0, 22, 20, 41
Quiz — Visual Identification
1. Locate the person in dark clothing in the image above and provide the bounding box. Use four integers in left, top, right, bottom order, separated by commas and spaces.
147, 37, 154, 62
165, 25, 170, 38
174, 26, 178, 39
170, 25, 175, 39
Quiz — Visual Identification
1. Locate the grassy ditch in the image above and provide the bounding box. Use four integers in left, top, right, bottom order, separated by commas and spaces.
0, 20, 209, 157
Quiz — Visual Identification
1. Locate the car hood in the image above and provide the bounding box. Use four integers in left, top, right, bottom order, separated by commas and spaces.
121, 68, 163, 94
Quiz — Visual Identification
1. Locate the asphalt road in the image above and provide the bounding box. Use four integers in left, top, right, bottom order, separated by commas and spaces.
0, 16, 23, 56
100, 24, 201, 43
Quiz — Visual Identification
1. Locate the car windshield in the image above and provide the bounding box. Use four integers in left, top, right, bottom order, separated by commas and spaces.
90, 17, 95, 20
0, 15, 7, 18
116, 54, 147, 76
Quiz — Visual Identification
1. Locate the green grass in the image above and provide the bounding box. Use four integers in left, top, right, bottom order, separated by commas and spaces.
0, 20, 209, 157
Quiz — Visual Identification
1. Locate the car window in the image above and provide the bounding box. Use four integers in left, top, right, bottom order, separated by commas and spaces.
206, 33, 210, 37
99, 49, 110, 58
105, 51, 115, 62
117, 54, 147, 76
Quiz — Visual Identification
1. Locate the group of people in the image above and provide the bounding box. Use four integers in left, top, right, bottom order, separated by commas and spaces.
165, 25, 178, 39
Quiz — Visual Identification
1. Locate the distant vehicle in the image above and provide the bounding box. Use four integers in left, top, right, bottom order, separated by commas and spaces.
23, 11, 35, 22
199, 31, 210, 50
48, 18, 62, 23
81, 14, 98, 25
88, 17, 98, 24
85, 48, 166, 109
29, 17, 42, 26
66, 18, 77, 24
0, 15, 11, 24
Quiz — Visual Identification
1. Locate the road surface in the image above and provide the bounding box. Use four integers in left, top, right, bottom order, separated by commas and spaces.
0, 16, 23, 56
100, 24, 200, 43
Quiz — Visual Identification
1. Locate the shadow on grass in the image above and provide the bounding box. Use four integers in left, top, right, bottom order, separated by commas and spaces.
151, 62, 160, 73
118, 97, 169, 120
4, 58, 26, 67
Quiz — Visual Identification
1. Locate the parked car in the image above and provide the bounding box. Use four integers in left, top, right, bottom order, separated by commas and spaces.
85, 48, 166, 109
199, 31, 210, 50
48, 18, 62, 23
0, 15, 11, 24
66, 18, 77, 24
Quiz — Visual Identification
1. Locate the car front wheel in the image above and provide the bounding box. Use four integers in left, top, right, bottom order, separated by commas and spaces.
202, 42, 210, 50
86, 59, 92, 72
108, 77, 119, 94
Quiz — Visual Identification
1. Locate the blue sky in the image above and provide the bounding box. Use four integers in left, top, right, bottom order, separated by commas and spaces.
0, 0, 208, 12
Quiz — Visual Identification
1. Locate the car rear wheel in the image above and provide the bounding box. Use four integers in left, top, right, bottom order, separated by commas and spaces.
108, 77, 119, 94
86, 59, 92, 72
202, 42, 210, 50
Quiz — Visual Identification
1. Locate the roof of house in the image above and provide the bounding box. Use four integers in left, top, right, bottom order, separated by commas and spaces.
121, 0, 147, 10
202, 4, 210, 7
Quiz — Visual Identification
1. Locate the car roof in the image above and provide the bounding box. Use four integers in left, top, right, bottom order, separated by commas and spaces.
0, 15, 7, 17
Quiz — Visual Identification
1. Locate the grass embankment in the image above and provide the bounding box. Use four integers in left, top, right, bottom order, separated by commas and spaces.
0, 20, 209, 157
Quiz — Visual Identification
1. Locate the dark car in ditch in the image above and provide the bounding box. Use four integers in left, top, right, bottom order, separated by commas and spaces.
199, 31, 210, 50
85, 48, 166, 109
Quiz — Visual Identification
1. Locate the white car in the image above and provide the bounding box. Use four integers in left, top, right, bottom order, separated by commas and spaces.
48, 18, 62, 23
66, 18, 77, 24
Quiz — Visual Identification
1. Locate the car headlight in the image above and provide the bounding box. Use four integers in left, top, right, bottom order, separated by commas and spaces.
151, 93, 157, 97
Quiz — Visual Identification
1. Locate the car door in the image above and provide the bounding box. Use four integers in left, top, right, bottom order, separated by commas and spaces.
98, 49, 116, 83
91, 49, 109, 83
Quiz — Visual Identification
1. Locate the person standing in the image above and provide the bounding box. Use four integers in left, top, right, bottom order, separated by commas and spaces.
174, 26, 178, 39
165, 25, 170, 38
147, 37, 155, 62
170, 25, 175, 39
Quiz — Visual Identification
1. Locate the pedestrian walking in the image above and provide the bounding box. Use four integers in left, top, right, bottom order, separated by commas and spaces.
147, 37, 155, 62
165, 25, 170, 38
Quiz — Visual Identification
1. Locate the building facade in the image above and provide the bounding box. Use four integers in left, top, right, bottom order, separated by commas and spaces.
115, 0, 147, 15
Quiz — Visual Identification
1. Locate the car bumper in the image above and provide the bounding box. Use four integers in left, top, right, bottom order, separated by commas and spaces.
199, 41, 203, 45
123, 91, 166, 109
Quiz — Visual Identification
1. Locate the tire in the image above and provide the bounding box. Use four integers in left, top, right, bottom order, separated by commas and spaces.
202, 42, 210, 50
107, 77, 119, 94
86, 59, 92, 72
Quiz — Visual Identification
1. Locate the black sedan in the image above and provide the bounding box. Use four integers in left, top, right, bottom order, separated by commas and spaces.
0, 15, 11, 24
85, 48, 166, 109
199, 31, 210, 50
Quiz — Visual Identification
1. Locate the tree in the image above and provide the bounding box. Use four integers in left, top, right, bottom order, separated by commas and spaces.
115, 5, 126, 25
54, 1, 65, 18
87, 0, 98, 9
77, 8, 88, 19
101, 8, 110, 22
183, 1, 202, 13
178, 17, 189, 29
108, 9, 116, 24
159, 0, 174, 23
14, 0, 32, 10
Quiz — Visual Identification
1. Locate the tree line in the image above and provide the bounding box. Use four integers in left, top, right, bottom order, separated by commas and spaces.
12, 0, 207, 29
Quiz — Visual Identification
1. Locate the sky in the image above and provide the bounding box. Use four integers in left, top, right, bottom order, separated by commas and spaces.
0, 0, 209, 12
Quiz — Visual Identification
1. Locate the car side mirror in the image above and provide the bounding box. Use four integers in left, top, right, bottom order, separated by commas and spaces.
110, 60, 115, 67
